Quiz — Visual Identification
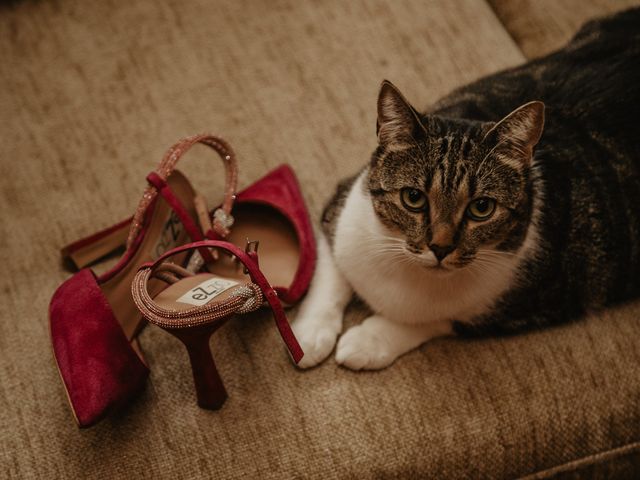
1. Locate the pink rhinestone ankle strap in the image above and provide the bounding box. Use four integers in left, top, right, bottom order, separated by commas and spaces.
131, 239, 304, 363
126, 134, 238, 248
132, 266, 264, 330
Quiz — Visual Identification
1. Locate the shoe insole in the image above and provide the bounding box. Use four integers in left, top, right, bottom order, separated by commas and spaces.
101, 171, 196, 340
152, 203, 301, 313
224, 203, 299, 291
66, 222, 131, 270
154, 272, 245, 311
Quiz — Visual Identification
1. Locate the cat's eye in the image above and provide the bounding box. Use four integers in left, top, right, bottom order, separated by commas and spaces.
466, 198, 496, 221
400, 188, 427, 212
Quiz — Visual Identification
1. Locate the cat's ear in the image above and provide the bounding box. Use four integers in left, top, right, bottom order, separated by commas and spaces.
483, 101, 545, 165
377, 80, 426, 147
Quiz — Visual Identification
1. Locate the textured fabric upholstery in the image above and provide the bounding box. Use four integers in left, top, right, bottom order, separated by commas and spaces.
1, 0, 638, 477
488, 0, 640, 58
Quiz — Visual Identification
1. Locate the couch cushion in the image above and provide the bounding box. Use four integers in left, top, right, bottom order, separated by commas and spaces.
489, 0, 640, 58
1, 0, 638, 478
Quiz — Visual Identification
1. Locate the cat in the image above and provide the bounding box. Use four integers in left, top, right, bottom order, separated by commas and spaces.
292, 7, 640, 370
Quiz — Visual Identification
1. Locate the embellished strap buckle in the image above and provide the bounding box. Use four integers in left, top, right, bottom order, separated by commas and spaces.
212, 207, 235, 237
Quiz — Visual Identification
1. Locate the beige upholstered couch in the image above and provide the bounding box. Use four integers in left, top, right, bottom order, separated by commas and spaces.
1, 1, 638, 478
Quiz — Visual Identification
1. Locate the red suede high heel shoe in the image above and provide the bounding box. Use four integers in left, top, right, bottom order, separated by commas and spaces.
51, 134, 316, 426
131, 160, 317, 409
132, 240, 305, 409
50, 134, 239, 427
63, 166, 316, 305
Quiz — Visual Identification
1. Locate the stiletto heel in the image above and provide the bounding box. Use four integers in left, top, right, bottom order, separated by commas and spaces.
167, 325, 228, 409
132, 240, 304, 409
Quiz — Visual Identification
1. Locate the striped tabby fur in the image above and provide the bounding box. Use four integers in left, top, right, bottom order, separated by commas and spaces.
293, 8, 640, 369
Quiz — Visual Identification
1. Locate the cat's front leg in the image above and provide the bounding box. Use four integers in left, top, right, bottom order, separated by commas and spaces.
293, 232, 353, 369
335, 315, 453, 370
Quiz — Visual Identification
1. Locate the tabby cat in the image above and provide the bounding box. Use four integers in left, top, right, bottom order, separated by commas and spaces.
293, 8, 640, 370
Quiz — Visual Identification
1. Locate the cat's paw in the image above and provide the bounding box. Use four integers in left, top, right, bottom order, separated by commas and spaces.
292, 317, 340, 369
335, 318, 398, 370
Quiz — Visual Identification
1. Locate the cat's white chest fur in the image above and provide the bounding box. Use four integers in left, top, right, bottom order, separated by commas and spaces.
293, 80, 544, 370
293, 170, 536, 370
332, 172, 523, 326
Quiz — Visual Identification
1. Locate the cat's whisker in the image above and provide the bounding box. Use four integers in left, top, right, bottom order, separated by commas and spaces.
367, 247, 412, 255
359, 247, 409, 258
468, 258, 514, 274
360, 247, 412, 260
475, 256, 516, 264
359, 246, 405, 253
476, 249, 519, 258
377, 235, 406, 243
464, 264, 483, 283
356, 242, 406, 250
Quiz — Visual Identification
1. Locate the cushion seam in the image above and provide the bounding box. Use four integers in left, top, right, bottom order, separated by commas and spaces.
518, 441, 640, 479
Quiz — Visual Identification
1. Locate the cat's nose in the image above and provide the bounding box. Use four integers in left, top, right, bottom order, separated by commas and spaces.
428, 243, 455, 262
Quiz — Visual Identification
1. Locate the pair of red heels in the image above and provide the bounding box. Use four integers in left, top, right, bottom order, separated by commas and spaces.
49, 134, 315, 427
